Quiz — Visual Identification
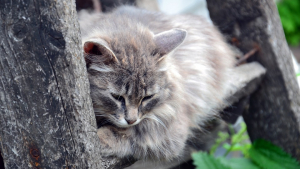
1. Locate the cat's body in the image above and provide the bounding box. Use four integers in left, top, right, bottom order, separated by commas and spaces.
79, 6, 234, 161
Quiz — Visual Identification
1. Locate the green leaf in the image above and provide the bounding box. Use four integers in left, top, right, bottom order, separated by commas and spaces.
232, 123, 247, 143
210, 132, 229, 155
249, 139, 300, 169
230, 143, 247, 151
287, 32, 300, 46
286, 0, 300, 12
222, 143, 251, 157
223, 143, 231, 150
277, 0, 300, 45
223, 123, 251, 157
292, 13, 300, 26
280, 16, 296, 33
219, 158, 260, 169
240, 144, 252, 157
192, 152, 230, 169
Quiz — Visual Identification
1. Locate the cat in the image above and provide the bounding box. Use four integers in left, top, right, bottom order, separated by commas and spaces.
79, 6, 235, 162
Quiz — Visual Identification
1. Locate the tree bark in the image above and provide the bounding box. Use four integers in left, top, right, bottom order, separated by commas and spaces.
76, 0, 136, 12
0, 0, 134, 168
207, 0, 300, 160
75, 0, 158, 12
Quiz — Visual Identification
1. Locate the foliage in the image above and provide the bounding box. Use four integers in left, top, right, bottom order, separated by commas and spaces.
221, 122, 251, 157
192, 152, 230, 169
192, 123, 300, 169
249, 139, 300, 169
277, 0, 300, 46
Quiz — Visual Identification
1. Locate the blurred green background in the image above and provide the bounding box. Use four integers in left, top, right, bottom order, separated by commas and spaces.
277, 0, 300, 46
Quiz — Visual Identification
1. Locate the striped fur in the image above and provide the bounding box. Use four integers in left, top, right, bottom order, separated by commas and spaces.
79, 6, 235, 161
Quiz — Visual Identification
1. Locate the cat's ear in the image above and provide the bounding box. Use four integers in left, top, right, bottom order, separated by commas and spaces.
154, 29, 186, 59
83, 39, 118, 66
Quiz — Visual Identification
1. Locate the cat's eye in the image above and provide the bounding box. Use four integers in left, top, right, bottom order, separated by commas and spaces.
111, 93, 125, 102
151, 49, 159, 56
142, 94, 154, 102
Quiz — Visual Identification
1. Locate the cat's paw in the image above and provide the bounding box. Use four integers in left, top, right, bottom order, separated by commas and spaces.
97, 127, 118, 156
97, 127, 133, 158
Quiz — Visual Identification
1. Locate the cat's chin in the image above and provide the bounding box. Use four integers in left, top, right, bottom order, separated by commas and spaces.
114, 118, 141, 128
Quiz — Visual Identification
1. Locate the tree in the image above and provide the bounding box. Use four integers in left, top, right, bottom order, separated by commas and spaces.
207, 0, 300, 161
0, 0, 132, 168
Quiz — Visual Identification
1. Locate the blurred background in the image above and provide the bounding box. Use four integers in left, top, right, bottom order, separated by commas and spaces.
158, 0, 300, 87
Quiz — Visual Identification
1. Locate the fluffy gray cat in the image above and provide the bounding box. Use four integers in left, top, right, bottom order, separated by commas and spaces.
79, 6, 234, 162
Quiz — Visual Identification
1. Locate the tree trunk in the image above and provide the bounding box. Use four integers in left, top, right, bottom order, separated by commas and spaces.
0, 0, 133, 168
207, 0, 300, 160
76, 0, 136, 12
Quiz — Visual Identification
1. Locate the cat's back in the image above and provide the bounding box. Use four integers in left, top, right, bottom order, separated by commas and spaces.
78, 9, 143, 40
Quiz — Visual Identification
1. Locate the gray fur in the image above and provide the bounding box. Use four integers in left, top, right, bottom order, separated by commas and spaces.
79, 6, 235, 161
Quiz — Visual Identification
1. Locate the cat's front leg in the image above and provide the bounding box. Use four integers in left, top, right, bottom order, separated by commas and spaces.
97, 126, 132, 158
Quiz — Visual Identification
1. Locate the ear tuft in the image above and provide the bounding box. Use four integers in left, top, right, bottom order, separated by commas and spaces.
83, 39, 118, 66
154, 29, 187, 57
84, 42, 103, 56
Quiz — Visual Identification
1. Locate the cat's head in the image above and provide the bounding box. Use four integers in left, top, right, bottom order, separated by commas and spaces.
83, 29, 186, 128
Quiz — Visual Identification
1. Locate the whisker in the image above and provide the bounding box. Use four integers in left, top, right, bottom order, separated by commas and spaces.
95, 114, 107, 117
143, 115, 167, 130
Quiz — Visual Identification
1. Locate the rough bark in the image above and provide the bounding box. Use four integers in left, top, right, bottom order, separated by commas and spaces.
207, 0, 300, 160
75, 0, 158, 12
76, 0, 135, 12
0, 154, 3, 169
0, 0, 134, 168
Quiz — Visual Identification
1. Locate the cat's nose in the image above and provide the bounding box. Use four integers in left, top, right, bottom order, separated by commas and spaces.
126, 107, 138, 125
126, 119, 137, 125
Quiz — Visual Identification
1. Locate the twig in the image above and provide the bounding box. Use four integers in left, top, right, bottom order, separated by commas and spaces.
235, 48, 259, 66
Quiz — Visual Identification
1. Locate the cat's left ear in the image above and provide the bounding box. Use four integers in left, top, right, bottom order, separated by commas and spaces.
154, 29, 186, 60
83, 39, 118, 67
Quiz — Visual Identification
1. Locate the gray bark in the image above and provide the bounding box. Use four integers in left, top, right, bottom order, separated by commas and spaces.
75, 0, 158, 12
0, 0, 133, 168
207, 0, 300, 160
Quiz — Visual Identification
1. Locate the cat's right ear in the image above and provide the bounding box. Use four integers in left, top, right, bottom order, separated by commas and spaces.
154, 29, 186, 61
83, 39, 118, 66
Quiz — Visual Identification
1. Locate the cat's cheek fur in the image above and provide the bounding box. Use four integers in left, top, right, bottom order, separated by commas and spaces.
113, 117, 128, 127
135, 112, 190, 160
